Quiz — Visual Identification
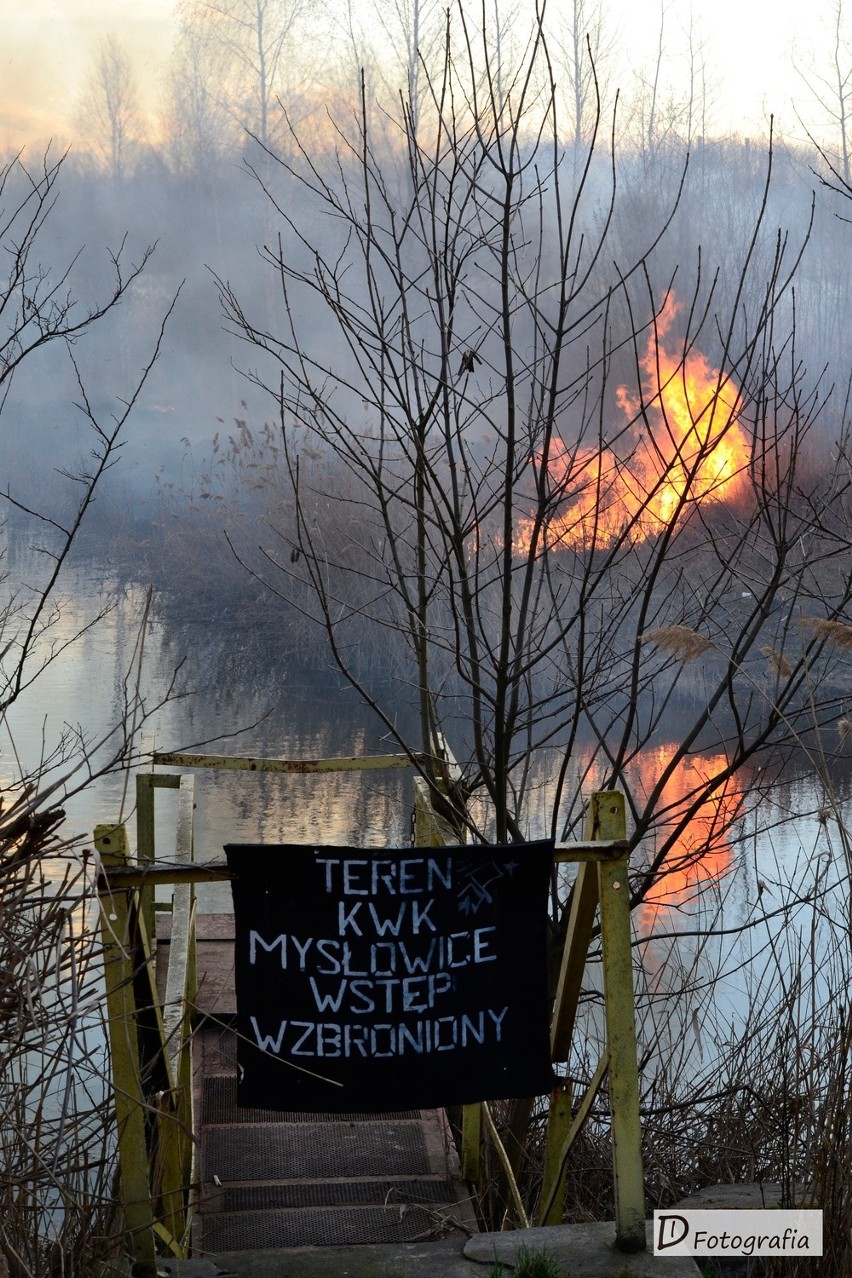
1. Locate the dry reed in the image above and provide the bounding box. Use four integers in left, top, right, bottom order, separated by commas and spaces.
799, 618, 852, 651
640, 625, 713, 661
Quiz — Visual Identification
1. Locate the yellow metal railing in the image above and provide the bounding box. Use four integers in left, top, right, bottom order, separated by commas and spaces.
95, 751, 432, 1271
95, 751, 646, 1266
95, 773, 198, 1273
455, 792, 645, 1251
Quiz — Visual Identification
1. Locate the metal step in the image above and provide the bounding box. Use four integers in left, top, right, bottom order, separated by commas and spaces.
219, 1178, 463, 1212
199, 1202, 465, 1251
192, 1025, 478, 1253
202, 1117, 437, 1181
201, 1072, 421, 1125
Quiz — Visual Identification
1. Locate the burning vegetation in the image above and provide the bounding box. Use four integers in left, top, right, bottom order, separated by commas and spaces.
515, 294, 752, 555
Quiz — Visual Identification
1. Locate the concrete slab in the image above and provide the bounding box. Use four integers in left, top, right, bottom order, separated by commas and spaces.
670, 1183, 798, 1211
465, 1222, 701, 1275
179, 1223, 700, 1277
155, 1187, 810, 1278
164, 1240, 477, 1277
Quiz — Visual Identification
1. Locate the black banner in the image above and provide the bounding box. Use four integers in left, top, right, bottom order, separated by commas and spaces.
225, 841, 555, 1112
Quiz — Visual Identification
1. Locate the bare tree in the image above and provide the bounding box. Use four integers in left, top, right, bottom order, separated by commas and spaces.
166, 11, 244, 176
366, 0, 446, 136
0, 147, 179, 1274
552, 0, 615, 159
795, 0, 852, 185
680, 7, 715, 150
0, 150, 177, 727
626, 1, 714, 169
638, 0, 669, 160
218, 5, 851, 840
212, 2, 852, 1224
179, 0, 312, 150
78, 35, 141, 180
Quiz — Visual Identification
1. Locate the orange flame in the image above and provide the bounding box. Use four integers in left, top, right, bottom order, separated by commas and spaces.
515, 296, 751, 554
632, 745, 742, 931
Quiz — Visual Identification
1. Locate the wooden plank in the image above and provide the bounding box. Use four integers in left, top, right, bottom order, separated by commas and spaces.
155, 776, 197, 1255
158, 913, 234, 941
599, 841, 646, 1253
482, 1102, 530, 1228
536, 1052, 609, 1227
95, 823, 157, 1273
136, 774, 157, 939
152, 750, 423, 773
536, 1078, 573, 1226
162, 777, 196, 1082
131, 883, 177, 1095
99, 839, 631, 890
175, 774, 195, 861
189, 936, 236, 1017
550, 794, 629, 1060
183, 898, 198, 1200
554, 840, 629, 860
549, 861, 599, 1061
412, 776, 460, 846
460, 1102, 482, 1183
101, 862, 231, 888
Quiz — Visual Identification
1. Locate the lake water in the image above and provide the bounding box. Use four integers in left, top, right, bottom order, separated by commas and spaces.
0, 538, 412, 869
2, 538, 850, 1084
4, 536, 848, 905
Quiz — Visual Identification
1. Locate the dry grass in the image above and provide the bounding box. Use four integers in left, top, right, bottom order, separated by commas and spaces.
799, 617, 852, 651
479, 801, 852, 1278
0, 817, 119, 1278
761, 645, 793, 678
639, 625, 714, 661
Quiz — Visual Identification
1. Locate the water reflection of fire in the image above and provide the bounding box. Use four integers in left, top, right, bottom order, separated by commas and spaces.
515, 295, 751, 553
634, 745, 742, 930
